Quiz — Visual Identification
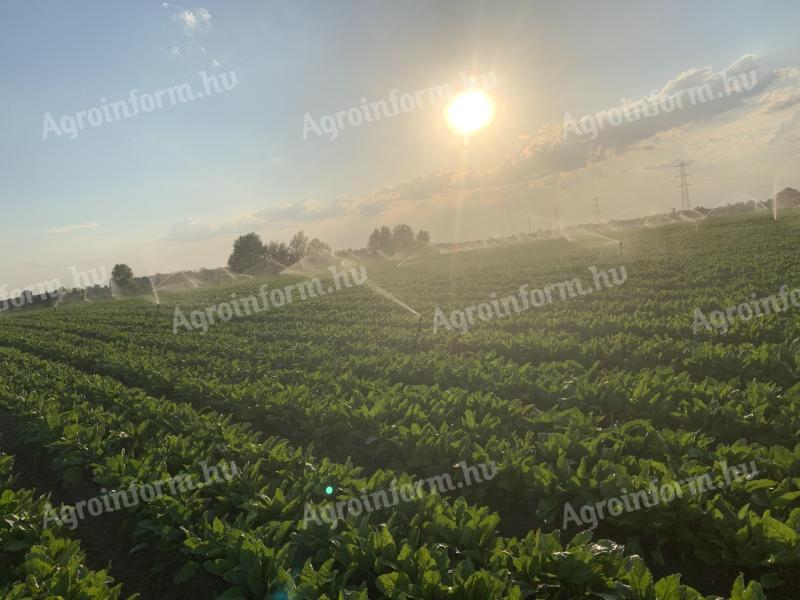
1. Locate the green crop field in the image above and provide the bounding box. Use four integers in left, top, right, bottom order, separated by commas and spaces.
1, 212, 798, 599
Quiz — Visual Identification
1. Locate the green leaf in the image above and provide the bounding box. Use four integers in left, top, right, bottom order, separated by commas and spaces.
730, 575, 767, 600
204, 558, 235, 577
174, 560, 201, 584
376, 572, 412, 598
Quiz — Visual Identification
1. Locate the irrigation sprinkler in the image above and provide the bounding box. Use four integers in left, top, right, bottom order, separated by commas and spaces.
561, 226, 622, 252
52, 289, 67, 311
365, 282, 425, 349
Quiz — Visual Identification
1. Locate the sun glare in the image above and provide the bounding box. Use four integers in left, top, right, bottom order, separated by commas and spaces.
445, 89, 495, 136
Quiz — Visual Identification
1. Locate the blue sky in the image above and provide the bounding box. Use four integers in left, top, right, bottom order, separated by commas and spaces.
1, 1, 799, 290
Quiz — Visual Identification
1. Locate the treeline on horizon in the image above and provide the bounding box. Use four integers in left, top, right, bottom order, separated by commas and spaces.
4, 188, 800, 310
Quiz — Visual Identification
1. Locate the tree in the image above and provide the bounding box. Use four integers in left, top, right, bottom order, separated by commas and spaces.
307, 238, 332, 257
392, 224, 415, 253
776, 187, 800, 209
228, 233, 266, 273
367, 228, 383, 252
379, 226, 393, 252
264, 241, 292, 267
367, 225, 394, 254
111, 264, 134, 288
367, 224, 428, 255
288, 230, 309, 262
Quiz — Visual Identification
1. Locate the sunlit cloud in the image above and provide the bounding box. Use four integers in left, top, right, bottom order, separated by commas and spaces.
355, 55, 794, 208
760, 87, 800, 113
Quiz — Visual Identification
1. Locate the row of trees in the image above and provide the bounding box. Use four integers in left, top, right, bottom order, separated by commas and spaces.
43, 224, 430, 301
227, 231, 331, 273
367, 224, 429, 255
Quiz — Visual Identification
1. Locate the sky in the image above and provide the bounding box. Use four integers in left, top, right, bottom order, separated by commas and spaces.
1, 0, 799, 292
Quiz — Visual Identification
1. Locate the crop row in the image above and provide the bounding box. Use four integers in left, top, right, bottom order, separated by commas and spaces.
0, 346, 768, 599
0, 326, 797, 592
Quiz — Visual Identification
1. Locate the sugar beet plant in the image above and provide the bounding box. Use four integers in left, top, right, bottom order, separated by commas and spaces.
0, 454, 125, 598
0, 212, 796, 597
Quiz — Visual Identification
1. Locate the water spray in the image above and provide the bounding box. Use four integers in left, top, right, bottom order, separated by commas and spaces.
148, 278, 162, 325
265, 256, 294, 274
148, 277, 161, 305
344, 251, 425, 346
365, 280, 420, 318
365, 281, 425, 347
152, 270, 185, 293
677, 213, 700, 230
772, 174, 781, 224
564, 225, 621, 246
396, 240, 438, 268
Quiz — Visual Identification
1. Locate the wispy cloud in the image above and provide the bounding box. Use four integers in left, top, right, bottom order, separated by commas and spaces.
172, 7, 212, 32
44, 222, 99, 235
165, 215, 266, 242
164, 197, 373, 242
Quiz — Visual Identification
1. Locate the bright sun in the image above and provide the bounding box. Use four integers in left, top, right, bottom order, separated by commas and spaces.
445, 89, 495, 136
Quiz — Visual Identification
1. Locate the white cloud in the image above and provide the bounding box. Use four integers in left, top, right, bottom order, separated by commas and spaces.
172, 8, 211, 31
44, 222, 99, 235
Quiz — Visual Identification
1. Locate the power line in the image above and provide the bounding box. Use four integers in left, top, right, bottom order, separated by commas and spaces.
675, 162, 692, 210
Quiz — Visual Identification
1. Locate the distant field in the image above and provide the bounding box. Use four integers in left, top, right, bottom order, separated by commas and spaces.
1, 212, 798, 598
